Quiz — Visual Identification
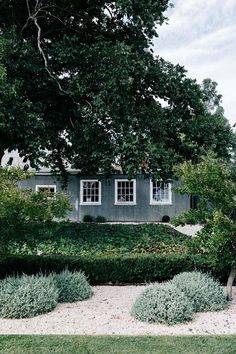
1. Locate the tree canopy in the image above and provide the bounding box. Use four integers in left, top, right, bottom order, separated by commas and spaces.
0, 0, 234, 178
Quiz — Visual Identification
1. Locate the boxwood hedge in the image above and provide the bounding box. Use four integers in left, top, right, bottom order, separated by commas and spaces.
0, 254, 229, 284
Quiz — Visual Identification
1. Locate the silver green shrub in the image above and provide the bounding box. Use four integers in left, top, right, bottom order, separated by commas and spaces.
131, 282, 193, 325
54, 269, 92, 302
0, 274, 58, 318
171, 271, 228, 312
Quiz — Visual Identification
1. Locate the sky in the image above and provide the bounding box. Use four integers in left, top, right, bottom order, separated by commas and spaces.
153, 0, 236, 127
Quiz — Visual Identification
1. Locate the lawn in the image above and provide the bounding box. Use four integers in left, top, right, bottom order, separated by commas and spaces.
6, 222, 189, 256
0, 335, 236, 354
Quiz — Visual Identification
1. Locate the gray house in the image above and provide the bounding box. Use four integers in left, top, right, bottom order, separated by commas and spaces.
19, 171, 191, 222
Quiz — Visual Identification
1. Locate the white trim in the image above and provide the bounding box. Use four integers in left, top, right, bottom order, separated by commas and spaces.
36, 184, 57, 193
150, 180, 172, 205
114, 179, 137, 205
80, 179, 102, 205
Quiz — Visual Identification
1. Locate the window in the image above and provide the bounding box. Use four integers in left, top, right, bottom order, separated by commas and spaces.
115, 179, 136, 205
150, 181, 172, 205
36, 185, 56, 198
80, 180, 101, 205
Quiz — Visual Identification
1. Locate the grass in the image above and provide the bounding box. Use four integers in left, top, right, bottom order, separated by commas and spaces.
6, 222, 189, 256
0, 335, 236, 354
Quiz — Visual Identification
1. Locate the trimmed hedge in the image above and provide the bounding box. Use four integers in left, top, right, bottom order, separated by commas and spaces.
0, 254, 230, 284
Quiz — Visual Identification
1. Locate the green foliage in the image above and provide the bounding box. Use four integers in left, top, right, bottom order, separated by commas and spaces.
0, 2, 234, 178
131, 282, 193, 325
0, 274, 58, 318
0, 167, 71, 250
95, 216, 107, 223
5, 222, 189, 256
0, 253, 225, 285
174, 155, 236, 271
83, 215, 94, 223
171, 271, 228, 312
54, 269, 92, 303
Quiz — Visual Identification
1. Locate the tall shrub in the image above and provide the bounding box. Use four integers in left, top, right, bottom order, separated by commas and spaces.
0, 167, 71, 251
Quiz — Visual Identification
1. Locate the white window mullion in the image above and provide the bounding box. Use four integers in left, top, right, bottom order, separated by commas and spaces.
150, 180, 172, 205
80, 180, 101, 205
114, 179, 136, 205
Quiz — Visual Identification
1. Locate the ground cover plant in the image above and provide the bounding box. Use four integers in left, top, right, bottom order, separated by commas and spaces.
131, 282, 193, 325
5, 222, 189, 256
0, 274, 58, 319
54, 269, 92, 303
171, 271, 228, 312
1, 335, 236, 354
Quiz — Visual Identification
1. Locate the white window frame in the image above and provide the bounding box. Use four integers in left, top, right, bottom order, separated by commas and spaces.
36, 185, 57, 193
80, 180, 102, 205
150, 180, 172, 205
114, 179, 137, 205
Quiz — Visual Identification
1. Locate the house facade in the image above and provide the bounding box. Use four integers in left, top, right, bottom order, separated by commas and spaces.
19, 172, 190, 222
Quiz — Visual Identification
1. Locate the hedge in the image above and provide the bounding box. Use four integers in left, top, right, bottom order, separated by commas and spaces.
0, 254, 230, 284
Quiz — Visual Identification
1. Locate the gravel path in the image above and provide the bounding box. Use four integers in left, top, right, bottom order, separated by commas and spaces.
0, 286, 235, 335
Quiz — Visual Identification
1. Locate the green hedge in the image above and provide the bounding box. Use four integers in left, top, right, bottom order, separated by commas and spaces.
0, 254, 229, 284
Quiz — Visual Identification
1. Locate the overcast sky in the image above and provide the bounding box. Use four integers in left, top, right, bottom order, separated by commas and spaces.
153, 0, 236, 127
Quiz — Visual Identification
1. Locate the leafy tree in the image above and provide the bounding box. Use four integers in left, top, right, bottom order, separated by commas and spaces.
0, 167, 71, 252
173, 155, 236, 300
0, 1, 234, 179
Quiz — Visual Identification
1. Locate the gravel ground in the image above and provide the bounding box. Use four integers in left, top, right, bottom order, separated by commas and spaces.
0, 286, 235, 336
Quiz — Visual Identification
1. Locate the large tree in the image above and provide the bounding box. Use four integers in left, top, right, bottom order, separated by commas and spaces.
0, 1, 234, 178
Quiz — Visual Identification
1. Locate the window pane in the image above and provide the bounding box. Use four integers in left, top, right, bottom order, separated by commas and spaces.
82, 181, 100, 203
116, 180, 134, 203
152, 181, 170, 203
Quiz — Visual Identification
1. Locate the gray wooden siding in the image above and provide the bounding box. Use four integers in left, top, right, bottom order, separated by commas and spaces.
19, 174, 190, 222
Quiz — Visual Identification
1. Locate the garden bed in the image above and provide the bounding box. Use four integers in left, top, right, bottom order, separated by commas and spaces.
6, 222, 189, 256
0, 285, 235, 336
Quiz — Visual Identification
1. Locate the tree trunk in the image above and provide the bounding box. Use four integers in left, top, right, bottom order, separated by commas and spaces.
0, 150, 4, 166
226, 267, 236, 301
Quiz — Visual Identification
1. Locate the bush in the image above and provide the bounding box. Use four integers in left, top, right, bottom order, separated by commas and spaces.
95, 216, 106, 223
0, 273, 58, 318
0, 253, 222, 285
131, 282, 193, 325
171, 271, 228, 312
83, 215, 94, 222
162, 215, 170, 223
54, 269, 92, 302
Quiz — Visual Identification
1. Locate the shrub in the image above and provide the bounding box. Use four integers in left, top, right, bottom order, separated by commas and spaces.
0, 254, 217, 284
0, 274, 58, 318
171, 271, 228, 312
95, 216, 106, 223
54, 269, 92, 302
162, 215, 170, 223
83, 215, 94, 222
131, 282, 193, 325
